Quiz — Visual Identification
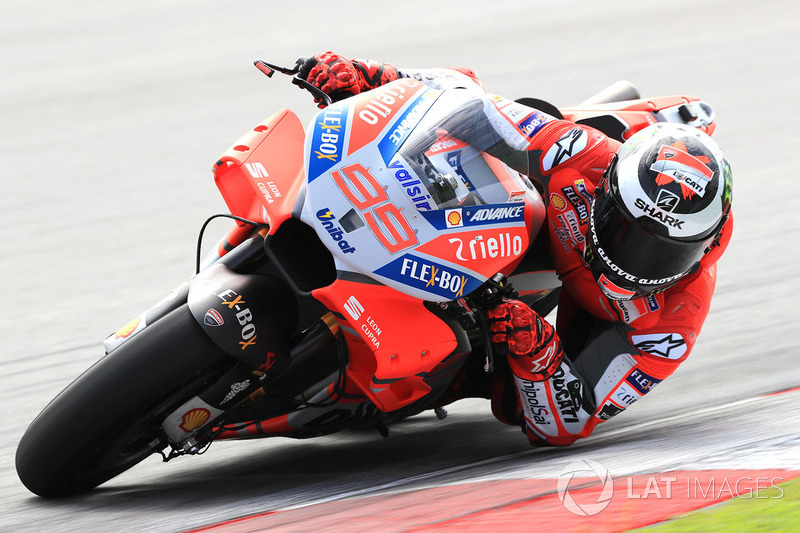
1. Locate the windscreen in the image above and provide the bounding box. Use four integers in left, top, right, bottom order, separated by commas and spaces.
392, 89, 532, 212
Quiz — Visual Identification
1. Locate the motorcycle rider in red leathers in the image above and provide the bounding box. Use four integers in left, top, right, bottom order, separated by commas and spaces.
297, 52, 734, 446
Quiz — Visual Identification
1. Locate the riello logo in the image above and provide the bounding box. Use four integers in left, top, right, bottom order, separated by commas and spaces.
448, 232, 524, 261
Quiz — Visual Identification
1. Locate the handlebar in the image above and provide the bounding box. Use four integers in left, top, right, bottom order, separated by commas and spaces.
254, 59, 333, 108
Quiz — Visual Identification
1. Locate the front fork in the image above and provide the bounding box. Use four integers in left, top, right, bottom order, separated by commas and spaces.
160, 312, 340, 453
104, 228, 339, 453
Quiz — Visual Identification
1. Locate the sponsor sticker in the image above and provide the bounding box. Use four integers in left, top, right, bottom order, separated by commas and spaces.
421, 203, 525, 230
508, 190, 526, 202
445, 209, 464, 228
543, 128, 588, 171
114, 316, 143, 339
244, 162, 269, 178
377, 89, 440, 163
316, 208, 357, 254
348, 79, 426, 155
598, 274, 636, 301
551, 366, 582, 424
557, 211, 585, 246
446, 229, 525, 262
217, 289, 258, 351
179, 408, 211, 432
613, 295, 660, 324
516, 110, 552, 139
514, 376, 558, 435
203, 309, 224, 327
344, 295, 364, 321
650, 141, 714, 199
631, 332, 688, 359
550, 193, 567, 211
611, 382, 642, 407
221, 380, 251, 405
596, 401, 624, 421
308, 105, 349, 182
574, 178, 593, 203
562, 184, 590, 222
634, 197, 686, 229
655, 189, 680, 212
625, 368, 662, 395
373, 253, 480, 300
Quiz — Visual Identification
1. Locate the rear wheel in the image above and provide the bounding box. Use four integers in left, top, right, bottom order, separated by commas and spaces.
15, 305, 233, 498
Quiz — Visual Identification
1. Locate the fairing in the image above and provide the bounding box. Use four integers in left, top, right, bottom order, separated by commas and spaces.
301, 79, 546, 303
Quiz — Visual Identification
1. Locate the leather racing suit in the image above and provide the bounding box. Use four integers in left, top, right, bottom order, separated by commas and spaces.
300, 53, 733, 446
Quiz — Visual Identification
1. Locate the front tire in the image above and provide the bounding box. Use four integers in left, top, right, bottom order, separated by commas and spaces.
15, 305, 233, 498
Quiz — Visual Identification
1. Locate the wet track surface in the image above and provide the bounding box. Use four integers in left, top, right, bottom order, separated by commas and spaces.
2, 0, 800, 531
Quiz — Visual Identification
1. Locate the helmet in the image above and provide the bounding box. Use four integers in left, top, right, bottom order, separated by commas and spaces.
586, 123, 733, 301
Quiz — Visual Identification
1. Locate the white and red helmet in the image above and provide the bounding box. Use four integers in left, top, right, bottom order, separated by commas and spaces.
586, 123, 733, 300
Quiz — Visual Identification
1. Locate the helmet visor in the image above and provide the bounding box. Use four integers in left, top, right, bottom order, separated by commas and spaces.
588, 183, 711, 295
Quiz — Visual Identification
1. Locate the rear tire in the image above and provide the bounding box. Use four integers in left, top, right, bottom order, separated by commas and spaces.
15, 305, 233, 498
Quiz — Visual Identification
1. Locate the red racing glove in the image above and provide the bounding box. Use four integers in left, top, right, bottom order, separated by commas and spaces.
298, 51, 400, 107
486, 299, 564, 381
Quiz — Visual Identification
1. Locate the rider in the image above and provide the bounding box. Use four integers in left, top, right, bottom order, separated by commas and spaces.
297, 51, 734, 446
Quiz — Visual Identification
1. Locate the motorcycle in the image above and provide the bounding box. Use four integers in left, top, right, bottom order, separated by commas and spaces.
15, 58, 718, 497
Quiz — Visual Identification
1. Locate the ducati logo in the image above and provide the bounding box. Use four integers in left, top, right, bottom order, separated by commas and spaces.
598, 274, 636, 301
650, 142, 713, 199
204, 308, 224, 327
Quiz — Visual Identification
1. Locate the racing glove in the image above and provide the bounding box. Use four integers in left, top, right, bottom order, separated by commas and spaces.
486, 299, 564, 382
298, 51, 400, 107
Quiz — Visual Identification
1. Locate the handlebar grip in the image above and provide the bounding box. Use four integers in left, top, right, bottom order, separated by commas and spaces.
290, 77, 333, 108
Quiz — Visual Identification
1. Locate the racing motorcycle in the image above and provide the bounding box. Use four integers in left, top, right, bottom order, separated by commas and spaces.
15, 58, 718, 497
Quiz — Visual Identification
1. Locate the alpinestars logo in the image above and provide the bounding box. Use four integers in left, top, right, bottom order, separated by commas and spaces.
650, 141, 713, 199
632, 333, 687, 359
543, 129, 588, 171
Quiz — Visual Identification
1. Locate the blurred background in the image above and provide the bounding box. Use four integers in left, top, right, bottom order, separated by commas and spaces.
2, 0, 798, 531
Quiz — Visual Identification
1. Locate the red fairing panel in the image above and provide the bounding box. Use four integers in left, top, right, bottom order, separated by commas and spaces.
213, 109, 306, 233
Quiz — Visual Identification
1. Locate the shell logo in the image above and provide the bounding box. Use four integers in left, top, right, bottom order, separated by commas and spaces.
447, 211, 462, 226
178, 408, 211, 432
550, 194, 567, 211
114, 317, 141, 339
446, 210, 463, 228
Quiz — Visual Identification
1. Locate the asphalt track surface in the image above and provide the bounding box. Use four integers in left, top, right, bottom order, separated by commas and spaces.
2, 0, 800, 531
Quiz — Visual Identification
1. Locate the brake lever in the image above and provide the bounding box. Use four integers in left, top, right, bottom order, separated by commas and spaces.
253, 59, 333, 108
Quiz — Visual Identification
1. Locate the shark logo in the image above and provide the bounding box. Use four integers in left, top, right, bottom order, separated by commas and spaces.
650, 142, 714, 199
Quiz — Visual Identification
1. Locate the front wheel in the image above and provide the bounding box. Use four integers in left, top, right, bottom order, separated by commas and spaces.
15, 305, 233, 498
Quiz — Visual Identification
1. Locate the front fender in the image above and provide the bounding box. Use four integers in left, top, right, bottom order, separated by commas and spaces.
187, 263, 298, 371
